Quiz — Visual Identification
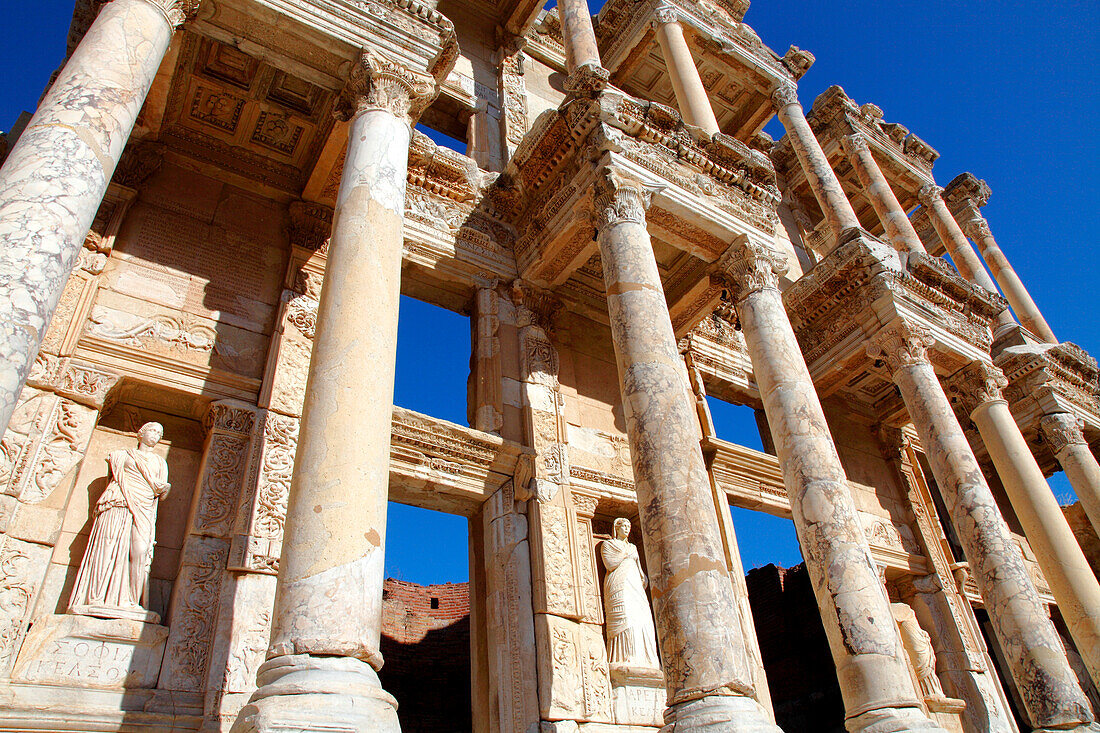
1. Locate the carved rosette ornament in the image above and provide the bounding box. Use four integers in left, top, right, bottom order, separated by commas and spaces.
962, 216, 993, 242
1040, 413, 1088, 455
770, 82, 799, 111
714, 241, 790, 303
139, 0, 202, 27
336, 51, 436, 124
946, 360, 1009, 418
593, 169, 657, 230
866, 320, 935, 373
916, 184, 945, 208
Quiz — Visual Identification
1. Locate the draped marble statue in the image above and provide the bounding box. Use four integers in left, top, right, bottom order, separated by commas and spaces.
890, 602, 945, 699
69, 422, 171, 624
600, 517, 660, 669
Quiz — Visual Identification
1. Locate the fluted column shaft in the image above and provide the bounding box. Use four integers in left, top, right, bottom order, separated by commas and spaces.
718, 245, 943, 733
0, 0, 186, 435
950, 363, 1100, 688
233, 54, 436, 733
558, 0, 601, 73
653, 8, 719, 136
772, 85, 861, 241
867, 322, 1095, 731
964, 216, 1058, 343
594, 170, 779, 732
1041, 413, 1100, 538
841, 134, 926, 255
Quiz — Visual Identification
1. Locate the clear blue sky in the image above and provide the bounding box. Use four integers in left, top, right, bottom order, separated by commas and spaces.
3, 1, 1094, 583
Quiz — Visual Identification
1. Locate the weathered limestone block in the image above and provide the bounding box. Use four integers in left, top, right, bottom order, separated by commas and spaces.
0, 534, 53, 676
535, 613, 613, 723
11, 613, 168, 688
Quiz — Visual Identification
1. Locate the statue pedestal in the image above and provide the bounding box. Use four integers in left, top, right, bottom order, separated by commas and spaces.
610, 663, 664, 727
11, 614, 169, 689
69, 603, 160, 624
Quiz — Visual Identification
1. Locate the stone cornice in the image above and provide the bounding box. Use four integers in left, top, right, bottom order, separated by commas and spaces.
995, 342, 1100, 423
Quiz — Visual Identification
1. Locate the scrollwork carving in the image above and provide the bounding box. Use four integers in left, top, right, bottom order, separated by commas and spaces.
1039, 413, 1087, 455
866, 320, 935, 373
593, 169, 657, 229
713, 241, 790, 302
337, 50, 436, 124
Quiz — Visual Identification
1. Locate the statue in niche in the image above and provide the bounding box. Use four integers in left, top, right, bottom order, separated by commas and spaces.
890, 602, 945, 699
600, 517, 660, 669
69, 422, 170, 624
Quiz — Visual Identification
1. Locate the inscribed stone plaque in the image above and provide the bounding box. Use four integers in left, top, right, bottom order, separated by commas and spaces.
12, 614, 169, 689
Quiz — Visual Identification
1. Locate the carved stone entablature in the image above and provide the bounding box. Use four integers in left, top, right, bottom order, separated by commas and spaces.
774, 86, 939, 204
498, 84, 781, 290
781, 230, 1003, 405
407, 130, 483, 202
994, 342, 1100, 439
596, 0, 783, 88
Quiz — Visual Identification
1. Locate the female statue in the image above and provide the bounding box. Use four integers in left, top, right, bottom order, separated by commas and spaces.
600, 517, 659, 669
69, 422, 171, 621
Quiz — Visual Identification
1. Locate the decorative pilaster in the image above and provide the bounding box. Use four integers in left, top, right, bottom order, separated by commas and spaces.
1040, 413, 1100, 538
232, 51, 438, 733
962, 215, 1058, 343
947, 361, 1100, 689
716, 243, 944, 733
867, 321, 1096, 731
653, 6, 720, 136
771, 83, 861, 242
841, 134, 926, 255
0, 0, 198, 436
594, 169, 779, 732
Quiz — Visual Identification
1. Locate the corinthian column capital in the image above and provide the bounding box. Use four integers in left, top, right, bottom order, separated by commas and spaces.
653, 4, 680, 25
962, 216, 992, 241
713, 241, 790, 302
945, 360, 1009, 417
841, 132, 871, 156
1040, 413, 1087, 454
866, 320, 935, 373
770, 82, 800, 111
593, 168, 659, 229
916, 184, 944, 208
138, 0, 202, 27
337, 51, 437, 124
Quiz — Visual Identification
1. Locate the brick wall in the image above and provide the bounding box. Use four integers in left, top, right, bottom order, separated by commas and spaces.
746, 563, 846, 732
380, 579, 472, 733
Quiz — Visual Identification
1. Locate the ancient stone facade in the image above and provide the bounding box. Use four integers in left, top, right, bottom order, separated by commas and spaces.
0, 0, 1097, 731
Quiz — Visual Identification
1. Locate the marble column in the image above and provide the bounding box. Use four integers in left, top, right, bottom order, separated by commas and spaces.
717, 243, 945, 733
558, 0, 601, 73
0, 0, 193, 435
1041, 413, 1100, 538
949, 361, 1100, 688
866, 320, 1096, 732
771, 84, 861, 241
593, 169, 779, 732
840, 133, 926, 255
232, 53, 435, 733
653, 6, 720, 136
963, 216, 1058, 343
916, 186, 1015, 332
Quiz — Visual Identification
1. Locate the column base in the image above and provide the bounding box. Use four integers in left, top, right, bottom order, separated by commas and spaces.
660, 694, 782, 733
845, 706, 950, 733
230, 654, 399, 733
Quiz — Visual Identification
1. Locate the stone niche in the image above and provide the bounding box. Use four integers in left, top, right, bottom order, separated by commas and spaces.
17, 393, 206, 693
